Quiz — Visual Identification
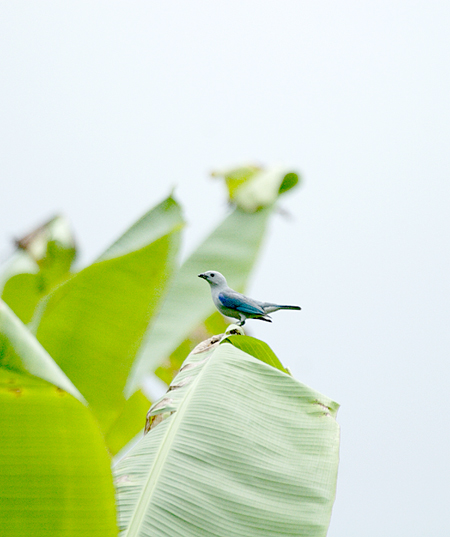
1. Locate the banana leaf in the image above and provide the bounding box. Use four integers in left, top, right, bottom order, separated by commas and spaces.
212, 165, 300, 212
34, 196, 184, 452
0, 301, 117, 536
1, 216, 76, 324
115, 338, 339, 537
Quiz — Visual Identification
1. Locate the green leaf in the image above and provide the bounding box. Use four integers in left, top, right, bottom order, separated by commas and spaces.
96, 194, 183, 262
0, 304, 117, 536
2, 273, 46, 325
0, 251, 38, 295
115, 341, 340, 537
35, 196, 184, 451
126, 205, 273, 395
220, 334, 288, 373
0, 371, 118, 537
1, 216, 76, 324
278, 172, 299, 195
0, 300, 84, 402
104, 390, 150, 456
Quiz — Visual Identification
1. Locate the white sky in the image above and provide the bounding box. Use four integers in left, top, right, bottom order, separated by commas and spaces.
1, 2, 450, 536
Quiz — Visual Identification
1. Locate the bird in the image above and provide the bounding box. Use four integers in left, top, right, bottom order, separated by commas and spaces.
198, 270, 301, 326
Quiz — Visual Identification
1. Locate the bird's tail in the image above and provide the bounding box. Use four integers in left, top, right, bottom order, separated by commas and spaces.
262, 303, 301, 314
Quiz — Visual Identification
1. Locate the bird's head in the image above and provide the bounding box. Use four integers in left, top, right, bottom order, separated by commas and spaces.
198, 271, 227, 287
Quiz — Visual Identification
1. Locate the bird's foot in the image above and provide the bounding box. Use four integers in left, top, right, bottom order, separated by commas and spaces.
225, 324, 245, 336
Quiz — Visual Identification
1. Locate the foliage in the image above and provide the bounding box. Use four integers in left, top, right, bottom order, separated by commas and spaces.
35, 197, 184, 450
0, 165, 339, 536
115, 338, 339, 537
1, 216, 76, 324
0, 302, 117, 536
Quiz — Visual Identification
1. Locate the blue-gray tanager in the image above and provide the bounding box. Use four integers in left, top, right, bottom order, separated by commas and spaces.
198, 271, 301, 326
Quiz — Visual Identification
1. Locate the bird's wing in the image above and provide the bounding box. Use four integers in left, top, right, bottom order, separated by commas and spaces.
218, 291, 265, 315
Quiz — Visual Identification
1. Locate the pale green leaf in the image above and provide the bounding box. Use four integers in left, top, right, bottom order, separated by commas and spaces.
213, 165, 300, 212
126, 205, 273, 395
212, 165, 261, 199
115, 342, 340, 537
97, 194, 183, 262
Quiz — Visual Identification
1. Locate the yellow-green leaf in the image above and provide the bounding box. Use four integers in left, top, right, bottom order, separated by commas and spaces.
34, 196, 184, 452
0, 301, 117, 537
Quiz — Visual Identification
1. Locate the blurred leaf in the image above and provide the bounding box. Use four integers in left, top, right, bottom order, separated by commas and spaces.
0, 304, 117, 536
96, 194, 183, 262
154, 337, 197, 386
212, 165, 261, 199
35, 196, 184, 452
0, 251, 39, 295
115, 341, 339, 537
0, 371, 118, 537
154, 310, 228, 386
2, 273, 45, 325
104, 390, 150, 456
1, 216, 76, 324
14, 215, 76, 262
213, 165, 300, 212
220, 334, 288, 373
0, 299, 84, 402
126, 205, 273, 395
204, 309, 230, 334
278, 171, 299, 194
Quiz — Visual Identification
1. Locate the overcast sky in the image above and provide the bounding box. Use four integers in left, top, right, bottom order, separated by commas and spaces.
1, 2, 450, 536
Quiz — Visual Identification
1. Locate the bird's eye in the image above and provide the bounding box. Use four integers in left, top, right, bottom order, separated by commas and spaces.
210, 273, 214, 277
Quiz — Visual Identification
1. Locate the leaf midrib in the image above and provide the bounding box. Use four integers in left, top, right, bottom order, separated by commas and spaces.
124, 349, 214, 537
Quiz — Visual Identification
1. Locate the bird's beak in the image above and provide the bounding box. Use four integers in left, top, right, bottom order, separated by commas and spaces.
198, 273, 207, 280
